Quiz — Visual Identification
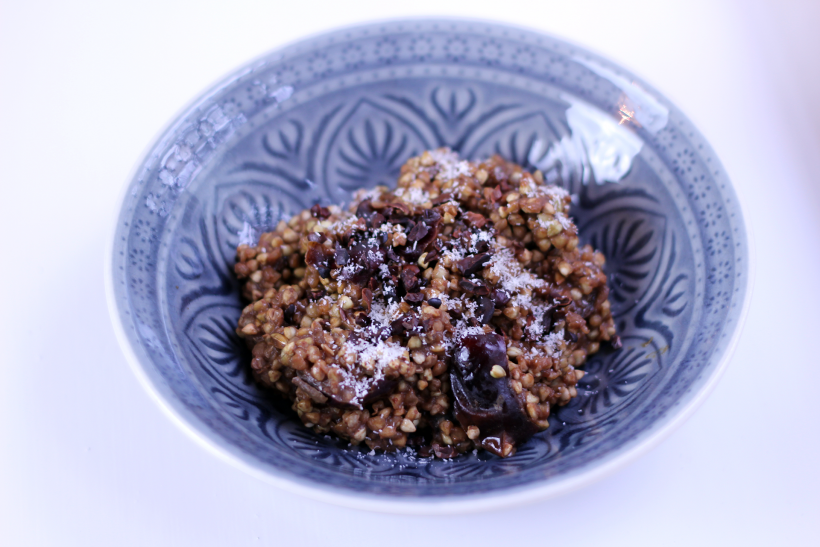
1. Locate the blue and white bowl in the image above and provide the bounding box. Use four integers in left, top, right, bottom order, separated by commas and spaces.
106, 19, 751, 513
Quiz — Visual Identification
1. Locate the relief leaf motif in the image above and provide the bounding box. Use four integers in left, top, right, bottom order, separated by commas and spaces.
431, 87, 477, 125
174, 237, 204, 280
558, 335, 664, 424
321, 99, 432, 196
582, 208, 666, 317
262, 119, 304, 161
214, 182, 308, 266
662, 273, 689, 317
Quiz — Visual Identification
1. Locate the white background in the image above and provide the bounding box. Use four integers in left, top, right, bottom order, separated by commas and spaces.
2, 1, 819, 545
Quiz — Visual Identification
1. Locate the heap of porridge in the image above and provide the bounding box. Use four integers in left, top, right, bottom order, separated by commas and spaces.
234, 149, 619, 458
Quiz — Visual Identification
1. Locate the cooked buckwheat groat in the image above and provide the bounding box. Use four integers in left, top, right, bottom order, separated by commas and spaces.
234, 149, 619, 458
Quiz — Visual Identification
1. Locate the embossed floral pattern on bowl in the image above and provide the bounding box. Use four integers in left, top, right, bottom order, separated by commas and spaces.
107, 20, 749, 512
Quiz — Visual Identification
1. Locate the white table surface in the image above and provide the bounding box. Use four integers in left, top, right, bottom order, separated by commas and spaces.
2, 0, 819, 545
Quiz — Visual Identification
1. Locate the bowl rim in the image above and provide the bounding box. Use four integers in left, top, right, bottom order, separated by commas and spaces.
104, 16, 755, 514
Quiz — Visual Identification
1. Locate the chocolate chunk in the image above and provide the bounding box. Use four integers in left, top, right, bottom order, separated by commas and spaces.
361, 288, 373, 311
296, 371, 396, 409
292, 376, 328, 403
310, 204, 331, 219
272, 255, 288, 272
355, 199, 376, 218
458, 279, 490, 296
390, 318, 406, 337
387, 201, 411, 215
492, 289, 510, 308
334, 247, 350, 266
404, 292, 424, 305
407, 221, 430, 242
450, 333, 539, 457
369, 213, 385, 230
473, 238, 490, 253
539, 305, 556, 331
554, 294, 572, 307
401, 265, 421, 293
428, 297, 442, 309
386, 248, 401, 263
305, 243, 336, 278
432, 192, 455, 205
477, 296, 495, 324
454, 253, 491, 277
307, 231, 325, 243
432, 444, 458, 459
458, 279, 481, 293
336, 236, 387, 285
401, 315, 419, 332
462, 211, 488, 229
284, 304, 296, 324
361, 377, 399, 405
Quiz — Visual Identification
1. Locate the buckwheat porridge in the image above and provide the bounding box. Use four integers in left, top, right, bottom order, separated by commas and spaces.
233, 149, 620, 459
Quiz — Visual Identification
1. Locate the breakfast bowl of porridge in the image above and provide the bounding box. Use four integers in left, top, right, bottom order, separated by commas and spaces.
106, 19, 751, 513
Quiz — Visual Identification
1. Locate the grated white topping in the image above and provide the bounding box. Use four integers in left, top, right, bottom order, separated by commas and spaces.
351, 186, 385, 206
328, 152, 581, 404
526, 329, 565, 359
430, 148, 472, 182
329, 214, 358, 236
521, 181, 569, 200
555, 212, 572, 230
339, 337, 408, 404
487, 245, 546, 296
379, 222, 405, 234
394, 186, 431, 206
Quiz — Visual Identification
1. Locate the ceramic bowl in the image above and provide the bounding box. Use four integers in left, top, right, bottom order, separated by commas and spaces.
106, 19, 751, 513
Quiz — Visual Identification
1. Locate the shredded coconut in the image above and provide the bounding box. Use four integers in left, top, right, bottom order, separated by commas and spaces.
430, 148, 471, 182
329, 214, 358, 236
555, 212, 572, 230
368, 299, 401, 328
338, 335, 408, 406
487, 245, 546, 296
526, 329, 565, 358
394, 186, 430, 206
521, 181, 569, 200
379, 222, 404, 234
351, 186, 384, 205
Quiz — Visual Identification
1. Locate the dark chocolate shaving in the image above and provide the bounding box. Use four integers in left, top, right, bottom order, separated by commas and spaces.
310, 204, 331, 219
283, 304, 296, 324
454, 253, 491, 277
477, 296, 495, 324
401, 265, 421, 293
462, 211, 488, 229
492, 289, 510, 308
407, 221, 429, 242
361, 288, 373, 311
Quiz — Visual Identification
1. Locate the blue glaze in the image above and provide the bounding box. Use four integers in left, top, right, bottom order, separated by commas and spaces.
110, 20, 749, 499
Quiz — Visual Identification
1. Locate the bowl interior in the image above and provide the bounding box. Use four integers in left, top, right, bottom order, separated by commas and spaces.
111, 20, 748, 500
